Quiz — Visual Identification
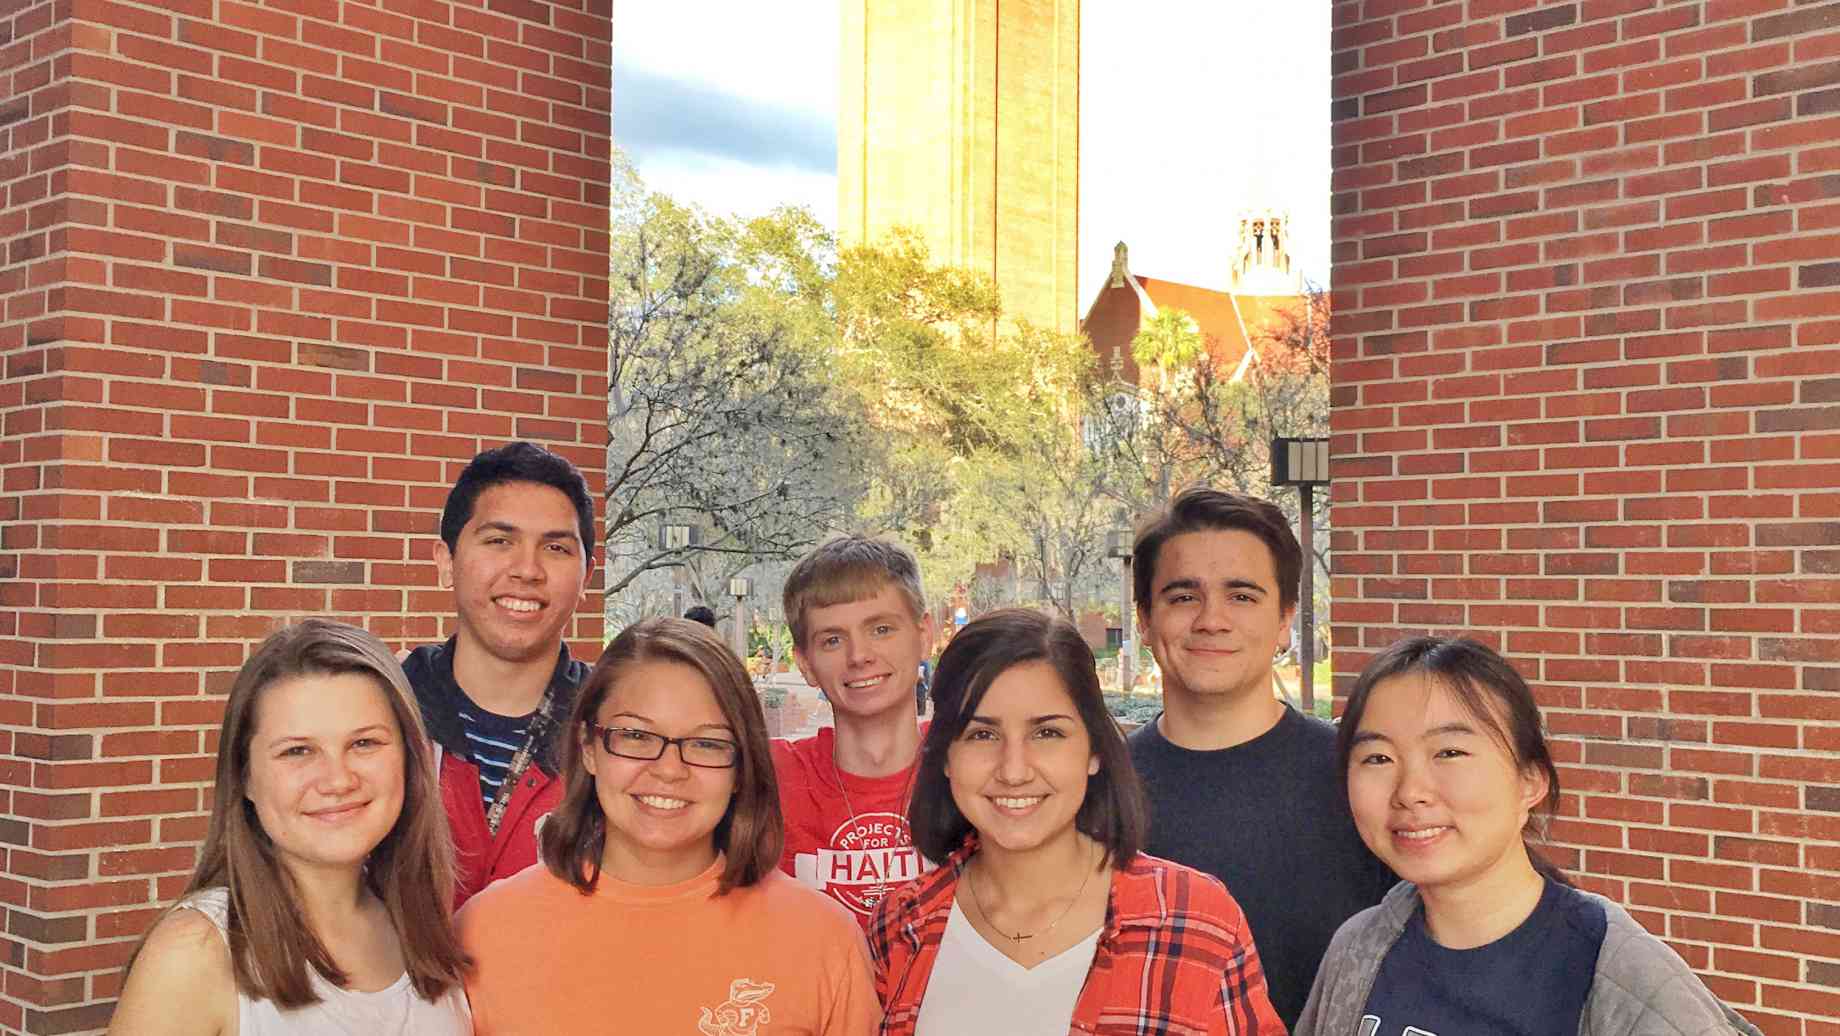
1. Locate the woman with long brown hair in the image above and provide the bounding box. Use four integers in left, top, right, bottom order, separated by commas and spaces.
109, 619, 470, 1035
458, 617, 877, 1035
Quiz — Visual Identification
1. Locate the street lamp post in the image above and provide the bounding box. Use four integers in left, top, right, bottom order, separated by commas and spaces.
1106, 527, 1134, 694
660, 523, 698, 618
728, 575, 753, 661
1271, 437, 1331, 711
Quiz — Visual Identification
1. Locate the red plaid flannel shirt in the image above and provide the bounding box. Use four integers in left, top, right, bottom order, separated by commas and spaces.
867, 840, 1286, 1036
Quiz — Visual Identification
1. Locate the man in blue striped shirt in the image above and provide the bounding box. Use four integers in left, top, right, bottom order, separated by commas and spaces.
402, 442, 595, 906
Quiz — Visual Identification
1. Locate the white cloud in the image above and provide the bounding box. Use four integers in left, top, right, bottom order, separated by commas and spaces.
639, 150, 839, 230
1079, 4, 1331, 304
615, 1, 839, 116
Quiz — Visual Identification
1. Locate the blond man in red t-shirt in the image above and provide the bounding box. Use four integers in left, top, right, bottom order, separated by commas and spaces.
771, 536, 937, 928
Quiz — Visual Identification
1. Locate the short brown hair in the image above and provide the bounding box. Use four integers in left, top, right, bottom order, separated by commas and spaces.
539, 618, 782, 894
1133, 486, 1302, 614
153, 619, 467, 1007
782, 535, 926, 648
909, 608, 1147, 867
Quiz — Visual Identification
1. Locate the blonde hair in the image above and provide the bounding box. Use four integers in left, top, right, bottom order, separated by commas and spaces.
782, 535, 926, 647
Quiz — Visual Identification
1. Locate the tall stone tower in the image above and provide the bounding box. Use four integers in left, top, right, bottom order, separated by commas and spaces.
839, 0, 1080, 333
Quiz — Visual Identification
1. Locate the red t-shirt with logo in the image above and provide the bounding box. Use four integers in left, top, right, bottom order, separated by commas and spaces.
771, 726, 932, 929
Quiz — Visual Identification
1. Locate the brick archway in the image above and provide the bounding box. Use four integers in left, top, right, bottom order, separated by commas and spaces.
0, 2, 609, 1030
1331, 3, 1838, 1031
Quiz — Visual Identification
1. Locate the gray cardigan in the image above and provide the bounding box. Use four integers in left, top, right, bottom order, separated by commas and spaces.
1295, 882, 1764, 1036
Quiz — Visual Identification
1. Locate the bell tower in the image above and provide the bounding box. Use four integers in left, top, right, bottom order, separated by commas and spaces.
1229, 208, 1304, 295
839, 0, 1080, 333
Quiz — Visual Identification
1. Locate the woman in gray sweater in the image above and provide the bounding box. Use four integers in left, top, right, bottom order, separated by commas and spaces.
1296, 637, 1760, 1036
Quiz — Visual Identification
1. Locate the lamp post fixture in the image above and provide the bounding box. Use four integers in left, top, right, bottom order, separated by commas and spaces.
1270, 437, 1330, 711
660, 523, 698, 618
728, 575, 753, 661
1106, 526, 1134, 694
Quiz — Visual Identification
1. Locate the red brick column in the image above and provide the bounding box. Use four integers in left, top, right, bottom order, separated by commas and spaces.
0, 1, 609, 1030
1331, 2, 1838, 1033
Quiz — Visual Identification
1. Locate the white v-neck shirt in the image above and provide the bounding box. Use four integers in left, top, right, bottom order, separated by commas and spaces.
914, 899, 1101, 1036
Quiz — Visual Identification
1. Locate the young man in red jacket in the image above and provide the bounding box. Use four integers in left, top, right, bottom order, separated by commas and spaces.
403, 442, 594, 907
772, 536, 935, 928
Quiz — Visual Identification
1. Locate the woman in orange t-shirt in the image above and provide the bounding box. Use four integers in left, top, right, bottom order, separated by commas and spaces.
458, 618, 879, 1035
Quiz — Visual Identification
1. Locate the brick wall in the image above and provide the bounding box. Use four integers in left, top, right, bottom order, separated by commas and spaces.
1330, 2, 1838, 1033
0, 0, 610, 1030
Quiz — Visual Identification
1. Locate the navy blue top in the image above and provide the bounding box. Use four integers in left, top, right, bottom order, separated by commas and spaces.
1362, 877, 1608, 1036
457, 702, 536, 812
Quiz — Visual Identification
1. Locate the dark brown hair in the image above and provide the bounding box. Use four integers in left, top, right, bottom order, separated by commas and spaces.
1337, 635, 1567, 884
539, 617, 782, 894
1132, 486, 1302, 614
154, 619, 467, 1006
782, 534, 926, 648
910, 608, 1147, 867
439, 440, 595, 560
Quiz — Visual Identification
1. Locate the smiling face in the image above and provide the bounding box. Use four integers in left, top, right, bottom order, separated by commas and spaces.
435, 481, 589, 667
244, 671, 407, 878
586, 659, 739, 886
1138, 528, 1294, 710
793, 582, 934, 722
944, 660, 1099, 858
1346, 672, 1547, 897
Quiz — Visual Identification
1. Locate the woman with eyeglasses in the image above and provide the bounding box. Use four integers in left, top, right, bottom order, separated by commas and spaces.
458, 617, 879, 1035
868, 609, 1282, 1036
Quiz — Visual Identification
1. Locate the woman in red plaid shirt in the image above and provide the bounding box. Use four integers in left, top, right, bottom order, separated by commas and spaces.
867, 609, 1285, 1036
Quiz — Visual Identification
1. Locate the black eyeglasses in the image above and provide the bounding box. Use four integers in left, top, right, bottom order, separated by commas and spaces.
584, 722, 739, 769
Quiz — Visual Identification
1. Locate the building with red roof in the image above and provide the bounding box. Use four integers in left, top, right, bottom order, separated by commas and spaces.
1083, 211, 1308, 385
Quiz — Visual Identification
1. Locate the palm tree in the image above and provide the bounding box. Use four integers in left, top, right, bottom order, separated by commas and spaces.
1129, 306, 1203, 395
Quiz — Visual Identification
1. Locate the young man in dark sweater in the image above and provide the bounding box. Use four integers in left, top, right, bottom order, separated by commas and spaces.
1126, 487, 1394, 1028
401, 442, 594, 907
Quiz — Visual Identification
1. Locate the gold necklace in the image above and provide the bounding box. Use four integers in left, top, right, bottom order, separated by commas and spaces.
966, 848, 1097, 942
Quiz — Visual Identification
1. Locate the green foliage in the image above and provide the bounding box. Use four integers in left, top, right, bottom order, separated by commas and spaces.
605, 159, 874, 613
605, 159, 1330, 633
1098, 287, 1333, 589
1103, 693, 1163, 726
827, 229, 1112, 617
1130, 307, 1204, 377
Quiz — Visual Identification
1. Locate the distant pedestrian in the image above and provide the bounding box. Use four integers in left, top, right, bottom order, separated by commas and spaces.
683, 604, 717, 628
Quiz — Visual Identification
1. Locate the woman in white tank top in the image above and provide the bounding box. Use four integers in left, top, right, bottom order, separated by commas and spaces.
108, 620, 471, 1036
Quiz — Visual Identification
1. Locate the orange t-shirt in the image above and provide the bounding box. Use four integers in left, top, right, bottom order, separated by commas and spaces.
459, 857, 880, 1036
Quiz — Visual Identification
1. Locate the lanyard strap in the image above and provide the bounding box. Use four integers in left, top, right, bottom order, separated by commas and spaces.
483, 685, 557, 837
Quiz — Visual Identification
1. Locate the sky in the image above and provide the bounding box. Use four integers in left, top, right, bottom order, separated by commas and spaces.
613, 3, 1332, 308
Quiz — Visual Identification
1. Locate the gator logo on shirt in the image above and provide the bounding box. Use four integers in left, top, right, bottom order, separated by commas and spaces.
698, 978, 775, 1036
792, 810, 928, 917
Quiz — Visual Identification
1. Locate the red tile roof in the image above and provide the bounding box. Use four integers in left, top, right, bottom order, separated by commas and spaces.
1082, 270, 1303, 385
